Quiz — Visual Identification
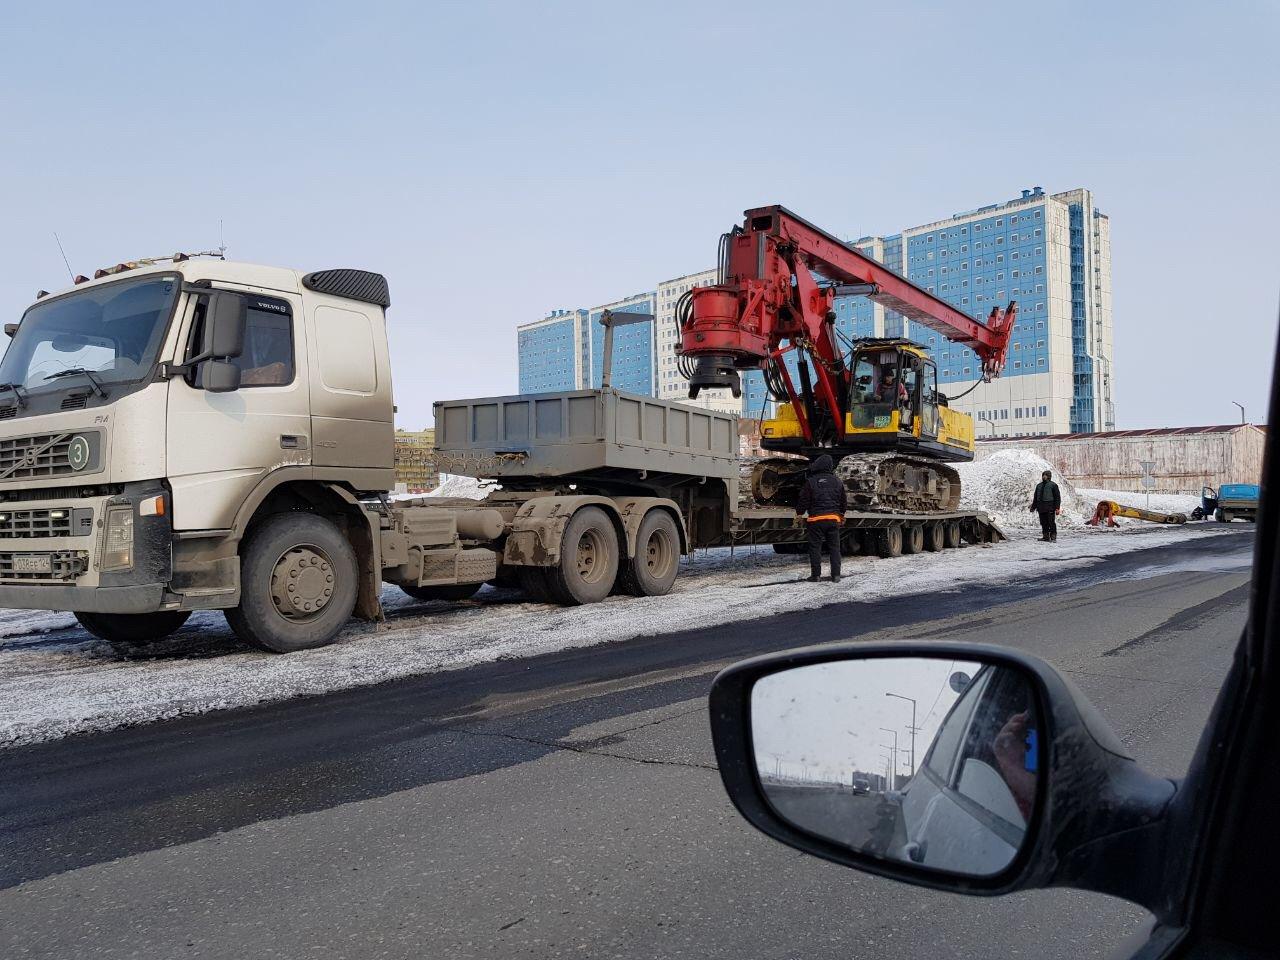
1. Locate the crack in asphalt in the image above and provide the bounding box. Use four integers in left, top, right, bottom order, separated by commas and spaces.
1102, 583, 1251, 657
453, 725, 718, 772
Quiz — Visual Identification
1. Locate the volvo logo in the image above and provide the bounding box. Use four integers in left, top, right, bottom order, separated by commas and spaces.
67, 436, 90, 472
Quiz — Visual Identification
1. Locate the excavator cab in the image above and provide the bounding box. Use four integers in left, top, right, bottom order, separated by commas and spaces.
844, 342, 950, 451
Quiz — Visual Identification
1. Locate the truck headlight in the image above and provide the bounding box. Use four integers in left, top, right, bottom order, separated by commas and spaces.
102, 505, 134, 572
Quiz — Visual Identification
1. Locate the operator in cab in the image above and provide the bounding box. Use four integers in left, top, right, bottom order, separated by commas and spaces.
796, 454, 849, 583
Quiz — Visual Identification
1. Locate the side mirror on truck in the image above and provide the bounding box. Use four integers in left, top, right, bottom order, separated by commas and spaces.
171, 290, 247, 392
202, 359, 242, 393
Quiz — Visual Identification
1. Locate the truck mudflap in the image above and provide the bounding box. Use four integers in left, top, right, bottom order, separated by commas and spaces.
0, 582, 165, 614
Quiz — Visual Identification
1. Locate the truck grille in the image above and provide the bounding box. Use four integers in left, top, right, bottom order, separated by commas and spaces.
0, 550, 89, 581
0, 508, 80, 538
0, 433, 80, 480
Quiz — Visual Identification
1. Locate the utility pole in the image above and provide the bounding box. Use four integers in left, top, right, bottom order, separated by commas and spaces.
1233, 401, 1245, 425
881, 730, 898, 790
886, 692, 918, 775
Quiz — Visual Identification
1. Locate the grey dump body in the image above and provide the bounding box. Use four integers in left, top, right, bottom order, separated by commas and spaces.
434, 389, 739, 493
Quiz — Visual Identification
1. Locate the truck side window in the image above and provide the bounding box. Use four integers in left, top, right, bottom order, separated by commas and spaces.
237, 299, 294, 387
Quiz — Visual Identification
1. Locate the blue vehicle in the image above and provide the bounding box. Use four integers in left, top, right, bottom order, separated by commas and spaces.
1201, 483, 1260, 523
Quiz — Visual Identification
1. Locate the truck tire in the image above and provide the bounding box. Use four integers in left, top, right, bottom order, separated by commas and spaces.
923, 522, 945, 552
902, 524, 925, 554
76, 610, 191, 648
1217, 510, 1232, 523
840, 531, 863, 556
944, 521, 962, 548
875, 525, 903, 558
400, 583, 482, 603
542, 506, 620, 605
618, 510, 681, 597
773, 542, 806, 555
225, 513, 359, 653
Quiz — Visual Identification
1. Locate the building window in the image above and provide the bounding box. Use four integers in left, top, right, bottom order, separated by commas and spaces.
1039, 405, 1047, 416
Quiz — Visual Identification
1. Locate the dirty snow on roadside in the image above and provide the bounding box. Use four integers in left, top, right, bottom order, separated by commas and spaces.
0, 512, 1241, 748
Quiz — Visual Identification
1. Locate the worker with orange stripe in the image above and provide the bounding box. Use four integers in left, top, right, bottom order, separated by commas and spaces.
796, 454, 849, 583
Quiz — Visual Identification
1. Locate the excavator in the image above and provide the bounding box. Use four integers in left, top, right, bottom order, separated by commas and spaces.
677, 205, 1016, 512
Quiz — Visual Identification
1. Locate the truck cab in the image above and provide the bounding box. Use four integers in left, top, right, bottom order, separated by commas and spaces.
0, 258, 399, 650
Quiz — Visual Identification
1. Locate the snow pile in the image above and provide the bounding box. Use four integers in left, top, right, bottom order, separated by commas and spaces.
958, 449, 1084, 529
425, 474, 493, 500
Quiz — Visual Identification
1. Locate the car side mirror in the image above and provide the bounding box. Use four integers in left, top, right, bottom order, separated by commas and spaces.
201, 358, 241, 393
203, 291, 246, 360
709, 642, 1175, 907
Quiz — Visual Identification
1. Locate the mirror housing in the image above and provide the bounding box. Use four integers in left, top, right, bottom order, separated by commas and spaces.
203, 291, 246, 360
709, 641, 1177, 910
201, 359, 241, 393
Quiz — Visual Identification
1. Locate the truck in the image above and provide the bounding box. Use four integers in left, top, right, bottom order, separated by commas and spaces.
0, 254, 1000, 654
1200, 484, 1261, 523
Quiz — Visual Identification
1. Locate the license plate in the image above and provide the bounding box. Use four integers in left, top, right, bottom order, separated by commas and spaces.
12, 554, 52, 574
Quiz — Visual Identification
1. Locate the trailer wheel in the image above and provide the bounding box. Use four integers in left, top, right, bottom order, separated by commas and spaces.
76, 611, 191, 649
543, 506, 620, 605
618, 510, 680, 597
923, 522, 945, 552
875, 525, 903, 558
944, 521, 962, 548
902, 524, 925, 554
225, 513, 359, 653
773, 542, 806, 555
840, 530, 863, 556
399, 583, 482, 603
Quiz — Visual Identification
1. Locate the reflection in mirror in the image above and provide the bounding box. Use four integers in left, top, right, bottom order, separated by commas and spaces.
750, 656, 1040, 878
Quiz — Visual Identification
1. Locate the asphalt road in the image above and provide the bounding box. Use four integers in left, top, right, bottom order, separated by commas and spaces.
0, 528, 1254, 959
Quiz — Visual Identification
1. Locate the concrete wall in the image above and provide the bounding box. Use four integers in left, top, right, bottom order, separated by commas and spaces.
975, 425, 1265, 493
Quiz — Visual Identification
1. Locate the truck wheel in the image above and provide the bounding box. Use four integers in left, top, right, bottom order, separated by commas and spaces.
400, 583, 482, 603
923, 522, 945, 552
226, 513, 359, 653
1215, 509, 1228, 523
944, 521, 962, 548
543, 506, 620, 605
875, 525, 903, 558
76, 610, 191, 648
618, 510, 681, 597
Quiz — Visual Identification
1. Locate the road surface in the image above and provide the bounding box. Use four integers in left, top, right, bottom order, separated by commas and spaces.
0, 528, 1254, 959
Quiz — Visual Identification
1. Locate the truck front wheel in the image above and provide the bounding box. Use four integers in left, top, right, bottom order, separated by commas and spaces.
76, 610, 191, 648
618, 510, 680, 597
226, 513, 359, 653
543, 506, 620, 605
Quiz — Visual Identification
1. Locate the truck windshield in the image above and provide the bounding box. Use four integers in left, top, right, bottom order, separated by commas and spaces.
0, 274, 180, 393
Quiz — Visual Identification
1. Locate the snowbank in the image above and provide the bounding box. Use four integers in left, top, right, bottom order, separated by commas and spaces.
958, 449, 1084, 529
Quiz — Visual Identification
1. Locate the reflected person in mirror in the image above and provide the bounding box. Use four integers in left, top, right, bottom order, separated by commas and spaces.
796, 454, 848, 582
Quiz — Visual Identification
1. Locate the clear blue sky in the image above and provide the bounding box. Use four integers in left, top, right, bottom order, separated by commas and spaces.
2, 1, 1276, 429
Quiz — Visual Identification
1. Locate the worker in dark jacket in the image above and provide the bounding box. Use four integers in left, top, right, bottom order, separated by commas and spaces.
796, 454, 849, 582
1028, 469, 1062, 542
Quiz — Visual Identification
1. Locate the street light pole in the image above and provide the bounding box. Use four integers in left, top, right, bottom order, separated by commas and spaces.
1233, 401, 1245, 425
886, 692, 918, 775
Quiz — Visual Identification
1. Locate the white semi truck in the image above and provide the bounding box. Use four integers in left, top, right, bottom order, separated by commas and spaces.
0, 256, 999, 652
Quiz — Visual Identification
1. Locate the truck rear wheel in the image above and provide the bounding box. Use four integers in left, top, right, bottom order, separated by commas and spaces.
226, 513, 359, 653
902, 524, 925, 554
924, 522, 945, 552
618, 510, 680, 597
944, 521, 962, 548
76, 611, 191, 648
875, 525, 903, 558
400, 583, 482, 603
543, 506, 620, 605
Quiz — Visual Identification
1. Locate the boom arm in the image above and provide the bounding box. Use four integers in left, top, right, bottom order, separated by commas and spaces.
678, 205, 1016, 441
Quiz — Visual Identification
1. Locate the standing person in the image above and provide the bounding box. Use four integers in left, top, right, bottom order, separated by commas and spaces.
796, 454, 849, 582
1029, 469, 1062, 542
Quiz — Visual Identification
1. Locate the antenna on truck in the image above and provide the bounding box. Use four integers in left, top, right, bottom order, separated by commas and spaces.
53, 233, 74, 281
